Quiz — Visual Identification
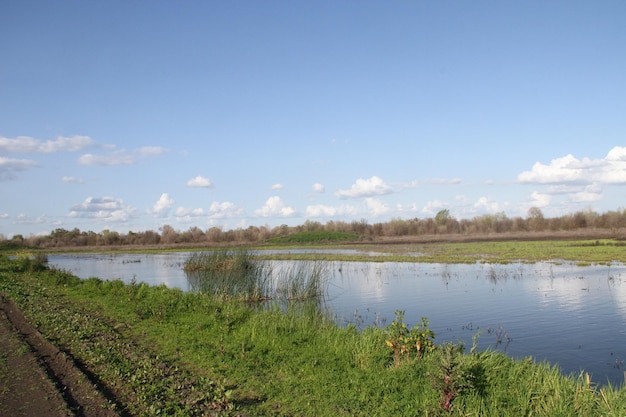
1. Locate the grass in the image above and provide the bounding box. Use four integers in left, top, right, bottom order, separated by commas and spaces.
267, 230, 361, 244
183, 249, 329, 303
253, 238, 626, 264
184, 249, 273, 301
1, 254, 626, 416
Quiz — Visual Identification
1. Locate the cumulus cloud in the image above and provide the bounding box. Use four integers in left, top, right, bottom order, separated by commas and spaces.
62, 176, 84, 184
305, 204, 359, 218
517, 147, 626, 185
254, 196, 295, 217
421, 200, 447, 215
364, 197, 390, 217
529, 191, 551, 207
569, 184, 603, 203
0, 213, 8, 219
0, 135, 101, 154
335, 176, 393, 199
208, 201, 243, 218
69, 196, 136, 222
151, 193, 175, 218
271, 183, 284, 190
305, 198, 388, 218
473, 196, 506, 213
186, 175, 213, 188
0, 156, 38, 180
312, 183, 325, 193
174, 206, 205, 222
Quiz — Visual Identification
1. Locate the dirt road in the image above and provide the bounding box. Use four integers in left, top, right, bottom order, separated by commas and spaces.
0, 294, 118, 417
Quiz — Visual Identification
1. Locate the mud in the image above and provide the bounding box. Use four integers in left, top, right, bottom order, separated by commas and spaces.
0, 294, 118, 416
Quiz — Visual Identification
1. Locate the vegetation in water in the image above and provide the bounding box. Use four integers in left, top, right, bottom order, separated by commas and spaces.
183, 249, 328, 302
1, 255, 626, 416
184, 249, 272, 301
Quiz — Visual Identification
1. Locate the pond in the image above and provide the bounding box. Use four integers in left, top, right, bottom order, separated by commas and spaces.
48, 252, 626, 387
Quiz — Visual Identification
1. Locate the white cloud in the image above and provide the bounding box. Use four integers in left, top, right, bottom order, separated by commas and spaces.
175, 207, 204, 217
305, 204, 359, 217
174, 206, 206, 222
62, 176, 84, 184
473, 196, 506, 213
152, 193, 175, 218
517, 154, 584, 184
0, 156, 38, 180
517, 147, 626, 185
0, 135, 101, 153
0, 213, 8, 219
254, 196, 295, 217
69, 196, 136, 222
186, 175, 213, 188
529, 191, 552, 207
137, 146, 168, 157
78, 146, 167, 166
425, 178, 463, 185
208, 201, 243, 218
78, 151, 135, 166
271, 183, 284, 190
569, 184, 603, 203
13, 214, 50, 225
335, 176, 393, 199
364, 197, 390, 217
312, 183, 325, 193
421, 200, 447, 215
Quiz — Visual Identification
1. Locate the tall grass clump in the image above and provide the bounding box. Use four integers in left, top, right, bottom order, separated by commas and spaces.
274, 260, 329, 301
184, 249, 272, 301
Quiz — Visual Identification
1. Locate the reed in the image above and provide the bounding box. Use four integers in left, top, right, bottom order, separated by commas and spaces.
184, 251, 330, 303
274, 260, 329, 301
184, 249, 272, 301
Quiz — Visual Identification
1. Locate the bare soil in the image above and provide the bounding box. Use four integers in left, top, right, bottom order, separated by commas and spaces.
0, 294, 118, 417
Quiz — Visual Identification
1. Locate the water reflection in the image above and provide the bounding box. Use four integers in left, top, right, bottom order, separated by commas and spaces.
48, 253, 626, 386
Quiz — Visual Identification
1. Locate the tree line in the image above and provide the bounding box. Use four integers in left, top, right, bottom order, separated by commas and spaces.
2, 208, 626, 249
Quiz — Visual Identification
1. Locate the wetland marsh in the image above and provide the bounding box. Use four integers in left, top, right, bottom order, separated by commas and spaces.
48, 242, 626, 386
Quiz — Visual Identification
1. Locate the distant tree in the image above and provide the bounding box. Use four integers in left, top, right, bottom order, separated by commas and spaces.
527, 207, 545, 231
303, 220, 322, 231
435, 209, 451, 227
159, 225, 178, 244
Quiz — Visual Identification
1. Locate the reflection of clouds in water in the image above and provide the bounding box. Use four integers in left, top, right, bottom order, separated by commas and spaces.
48, 253, 192, 291
328, 262, 392, 304
607, 271, 626, 320
529, 262, 626, 317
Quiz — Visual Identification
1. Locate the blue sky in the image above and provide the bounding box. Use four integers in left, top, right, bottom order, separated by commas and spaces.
1, 1, 625, 237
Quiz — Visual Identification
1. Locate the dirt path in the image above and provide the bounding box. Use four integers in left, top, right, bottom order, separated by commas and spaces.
0, 294, 119, 417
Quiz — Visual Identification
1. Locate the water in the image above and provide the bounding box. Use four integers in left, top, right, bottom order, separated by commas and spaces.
48, 252, 626, 386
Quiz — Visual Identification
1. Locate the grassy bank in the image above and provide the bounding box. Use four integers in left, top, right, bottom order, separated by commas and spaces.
249, 238, 626, 266
31, 237, 626, 265
1, 254, 625, 416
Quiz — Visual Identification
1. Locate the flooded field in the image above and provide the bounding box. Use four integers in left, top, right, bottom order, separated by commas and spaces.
48, 252, 626, 386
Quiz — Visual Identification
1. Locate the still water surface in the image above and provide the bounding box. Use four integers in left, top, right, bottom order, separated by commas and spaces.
48, 252, 626, 386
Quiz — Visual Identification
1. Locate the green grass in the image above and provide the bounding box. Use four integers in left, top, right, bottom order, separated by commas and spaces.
1, 254, 625, 416
267, 230, 361, 244
253, 239, 626, 264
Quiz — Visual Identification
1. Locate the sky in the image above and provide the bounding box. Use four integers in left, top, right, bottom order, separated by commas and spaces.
1, 1, 625, 238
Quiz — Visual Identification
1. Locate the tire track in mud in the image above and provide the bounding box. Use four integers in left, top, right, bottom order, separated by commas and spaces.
0, 294, 120, 417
